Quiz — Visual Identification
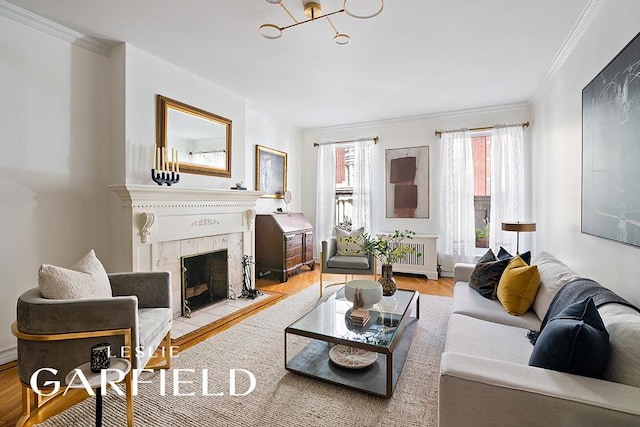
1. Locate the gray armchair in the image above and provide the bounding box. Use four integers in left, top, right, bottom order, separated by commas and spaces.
13, 271, 172, 427
320, 238, 376, 296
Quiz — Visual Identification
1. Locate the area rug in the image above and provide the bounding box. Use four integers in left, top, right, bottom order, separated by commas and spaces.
38, 285, 452, 427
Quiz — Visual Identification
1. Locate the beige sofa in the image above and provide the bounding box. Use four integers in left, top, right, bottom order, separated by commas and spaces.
439, 252, 640, 427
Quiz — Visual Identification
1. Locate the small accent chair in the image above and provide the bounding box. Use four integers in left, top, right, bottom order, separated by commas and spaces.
320, 238, 376, 296
12, 271, 173, 427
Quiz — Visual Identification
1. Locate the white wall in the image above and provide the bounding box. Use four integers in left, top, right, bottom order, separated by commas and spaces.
301, 105, 532, 270
245, 107, 302, 214
0, 15, 112, 360
121, 44, 247, 188
532, 0, 640, 306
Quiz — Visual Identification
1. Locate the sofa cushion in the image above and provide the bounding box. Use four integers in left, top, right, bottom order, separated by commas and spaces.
468, 249, 510, 300
335, 227, 365, 256
327, 255, 370, 270
497, 246, 531, 265
38, 249, 112, 300
598, 303, 640, 387
445, 313, 533, 365
497, 256, 540, 316
532, 252, 580, 320
452, 283, 542, 330
529, 297, 609, 378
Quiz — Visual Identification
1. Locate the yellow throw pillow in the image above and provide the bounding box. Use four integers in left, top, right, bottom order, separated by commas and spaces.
497, 255, 541, 316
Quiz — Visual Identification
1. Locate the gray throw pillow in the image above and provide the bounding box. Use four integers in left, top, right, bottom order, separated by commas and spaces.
38, 249, 112, 299
469, 249, 510, 300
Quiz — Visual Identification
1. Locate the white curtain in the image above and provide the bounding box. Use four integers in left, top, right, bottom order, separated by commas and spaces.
439, 130, 476, 267
352, 139, 374, 233
489, 125, 526, 253
315, 144, 336, 254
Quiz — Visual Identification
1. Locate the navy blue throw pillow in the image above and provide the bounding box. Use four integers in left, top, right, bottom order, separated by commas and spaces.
497, 246, 531, 265
529, 297, 609, 378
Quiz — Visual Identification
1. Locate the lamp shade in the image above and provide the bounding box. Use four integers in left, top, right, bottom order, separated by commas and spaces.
502, 222, 536, 232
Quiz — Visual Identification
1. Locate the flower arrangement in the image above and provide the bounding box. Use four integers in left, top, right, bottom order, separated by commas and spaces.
341, 230, 421, 266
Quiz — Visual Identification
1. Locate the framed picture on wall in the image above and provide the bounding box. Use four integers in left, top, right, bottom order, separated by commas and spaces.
582, 30, 640, 247
385, 146, 429, 218
255, 145, 287, 198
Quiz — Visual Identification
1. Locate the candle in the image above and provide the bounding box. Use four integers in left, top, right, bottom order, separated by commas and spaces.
163, 147, 167, 171
153, 146, 157, 170
176, 150, 179, 173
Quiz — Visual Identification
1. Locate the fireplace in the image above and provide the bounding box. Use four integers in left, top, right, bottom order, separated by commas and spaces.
182, 250, 229, 317
109, 185, 263, 319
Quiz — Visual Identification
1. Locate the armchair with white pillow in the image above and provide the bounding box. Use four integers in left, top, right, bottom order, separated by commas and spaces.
320, 227, 376, 296
12, 250, 172, 427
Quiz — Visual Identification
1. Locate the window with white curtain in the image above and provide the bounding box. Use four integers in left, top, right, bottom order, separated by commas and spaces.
335, 145, 354, 229
472, 134, 492, 249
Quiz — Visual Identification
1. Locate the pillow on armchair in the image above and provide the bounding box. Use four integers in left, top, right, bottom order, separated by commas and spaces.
335, 227, 365, 256
38, 249, 112, 299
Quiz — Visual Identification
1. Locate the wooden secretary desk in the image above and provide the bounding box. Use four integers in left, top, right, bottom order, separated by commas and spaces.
255, 213, 314, 282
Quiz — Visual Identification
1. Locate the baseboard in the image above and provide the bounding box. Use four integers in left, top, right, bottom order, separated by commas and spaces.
0, 346, 17, 365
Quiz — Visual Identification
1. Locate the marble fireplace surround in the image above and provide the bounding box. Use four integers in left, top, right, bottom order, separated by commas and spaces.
109, 185, 263, 319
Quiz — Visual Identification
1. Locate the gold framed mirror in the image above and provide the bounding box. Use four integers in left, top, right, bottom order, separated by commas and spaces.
156, 95, 232, 178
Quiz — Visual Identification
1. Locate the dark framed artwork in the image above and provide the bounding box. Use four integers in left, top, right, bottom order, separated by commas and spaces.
255, 145, 287, 198
385, 146, 429, 218
582, 30, 640, 247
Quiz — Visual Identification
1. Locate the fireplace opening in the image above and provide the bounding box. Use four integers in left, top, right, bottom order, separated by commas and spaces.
181, 249, 228, 317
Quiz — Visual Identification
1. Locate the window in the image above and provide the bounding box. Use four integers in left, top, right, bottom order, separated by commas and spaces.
472, 135, 491, 248
335, 145, 354, 228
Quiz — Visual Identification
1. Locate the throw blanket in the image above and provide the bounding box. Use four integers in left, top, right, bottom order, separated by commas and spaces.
527, 278, 640, 344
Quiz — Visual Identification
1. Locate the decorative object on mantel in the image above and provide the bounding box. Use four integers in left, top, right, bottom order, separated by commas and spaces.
152, 146, 180, 186
341, 230, 421, 296
231, 181, 247, 190
259, 0, 384, 46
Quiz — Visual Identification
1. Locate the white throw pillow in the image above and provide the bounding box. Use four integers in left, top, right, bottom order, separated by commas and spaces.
38, 249, 112, 299
531, 252, 580, 320
598, 303, 640, 387
335, 227, 365, 256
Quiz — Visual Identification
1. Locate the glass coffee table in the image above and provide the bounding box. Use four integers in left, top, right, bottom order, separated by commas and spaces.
284, 287, 420, 398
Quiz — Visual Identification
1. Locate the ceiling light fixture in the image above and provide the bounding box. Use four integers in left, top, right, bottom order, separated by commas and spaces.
259, 0, 384, 46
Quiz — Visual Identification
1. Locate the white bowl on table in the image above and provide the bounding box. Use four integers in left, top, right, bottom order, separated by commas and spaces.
344, 280, 383, 309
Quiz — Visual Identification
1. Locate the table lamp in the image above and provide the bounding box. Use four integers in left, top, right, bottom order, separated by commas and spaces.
501, 222, 536, 254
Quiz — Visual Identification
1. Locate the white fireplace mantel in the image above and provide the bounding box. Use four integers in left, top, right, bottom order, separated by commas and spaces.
109, 185, 263, 317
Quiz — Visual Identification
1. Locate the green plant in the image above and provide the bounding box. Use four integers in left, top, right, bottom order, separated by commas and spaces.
341, 230, 421, 266
475, 224, 489, 239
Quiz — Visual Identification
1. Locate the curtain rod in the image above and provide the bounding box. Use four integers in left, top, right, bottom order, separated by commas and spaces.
434, 121, 530, 137
313, 136, 379, 147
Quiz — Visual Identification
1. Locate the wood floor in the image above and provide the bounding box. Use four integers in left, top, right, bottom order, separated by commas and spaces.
0, 268, 453, 427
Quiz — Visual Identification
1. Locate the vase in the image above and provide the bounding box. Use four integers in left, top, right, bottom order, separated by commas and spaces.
378, 264, 397, 296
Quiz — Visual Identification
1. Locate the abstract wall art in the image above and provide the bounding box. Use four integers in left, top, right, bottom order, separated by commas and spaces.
385, 146, 429, 218
582, 30, 640, 247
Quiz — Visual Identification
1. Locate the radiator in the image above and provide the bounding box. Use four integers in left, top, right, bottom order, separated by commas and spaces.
376, 234, 438, 280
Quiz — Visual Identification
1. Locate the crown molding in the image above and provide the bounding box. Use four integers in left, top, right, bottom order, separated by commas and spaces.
531, 0, 603, 101
0, 0, 112, 57
302, 101, 531, 134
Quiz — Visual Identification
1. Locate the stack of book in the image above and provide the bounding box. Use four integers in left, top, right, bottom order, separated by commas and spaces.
349, 308, 370, 326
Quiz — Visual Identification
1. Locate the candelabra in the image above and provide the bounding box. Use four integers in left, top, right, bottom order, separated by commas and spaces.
151, 169, 180, 186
